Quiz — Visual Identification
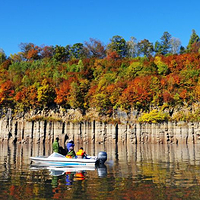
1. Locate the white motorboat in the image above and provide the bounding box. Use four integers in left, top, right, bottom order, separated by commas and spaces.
30, 151, 107, 167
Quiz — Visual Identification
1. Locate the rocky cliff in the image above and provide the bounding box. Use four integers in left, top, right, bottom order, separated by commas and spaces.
0, 108, 200, 145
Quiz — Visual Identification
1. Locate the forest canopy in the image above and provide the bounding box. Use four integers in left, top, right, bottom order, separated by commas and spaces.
1, 30, 200, 121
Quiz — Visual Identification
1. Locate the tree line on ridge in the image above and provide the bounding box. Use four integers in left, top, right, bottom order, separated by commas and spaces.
0, 30, 200, 122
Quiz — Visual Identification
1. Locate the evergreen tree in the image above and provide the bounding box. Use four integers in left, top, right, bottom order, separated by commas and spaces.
179, 46, 186, 54
0, 49, 6, 64
107, 35, 127, 58
154, 41, 162, 55
187, 29, 200, 52
137, 39, 154, 57
160, 32, 172, 55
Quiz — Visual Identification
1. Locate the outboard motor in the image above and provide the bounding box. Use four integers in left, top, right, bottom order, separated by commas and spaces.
97, 151, 107, 165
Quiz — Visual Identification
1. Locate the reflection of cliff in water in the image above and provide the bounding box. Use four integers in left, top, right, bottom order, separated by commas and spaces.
1, 142, 200, 187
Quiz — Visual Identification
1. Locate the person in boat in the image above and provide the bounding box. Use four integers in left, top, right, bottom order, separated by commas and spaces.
76, 147, 87, 159
66, 146, 76, 158
52, 137, 60, 153
66, 139, 75, 152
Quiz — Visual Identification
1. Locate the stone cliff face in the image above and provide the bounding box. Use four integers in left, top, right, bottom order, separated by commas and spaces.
0, 108, 200, 145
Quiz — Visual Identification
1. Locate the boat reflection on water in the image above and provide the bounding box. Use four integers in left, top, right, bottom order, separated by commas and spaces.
65, 171, 85, 185
97, 163, 107, 178
30, 163, 107, 186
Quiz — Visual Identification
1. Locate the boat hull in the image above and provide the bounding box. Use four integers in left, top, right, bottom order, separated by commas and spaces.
30, 153, 98, 167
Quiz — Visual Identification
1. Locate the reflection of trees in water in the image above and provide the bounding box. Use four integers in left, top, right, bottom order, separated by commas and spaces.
117, 143, 200, 187
1, 143, 200, 199
1, 143, 200, 186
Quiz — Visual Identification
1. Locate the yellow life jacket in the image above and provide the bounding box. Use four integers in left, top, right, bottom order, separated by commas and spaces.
76, 149, 85, 157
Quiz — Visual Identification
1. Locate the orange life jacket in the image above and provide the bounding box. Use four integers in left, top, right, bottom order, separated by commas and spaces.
66, 155, 72, 159
74, 172, 85, 180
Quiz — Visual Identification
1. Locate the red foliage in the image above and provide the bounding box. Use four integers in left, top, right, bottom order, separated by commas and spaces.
40, 45, 54, 58
163, 90, 173, 103
106, 50, 120, 60
120, 76, 153, 107
179, 89, 187, 100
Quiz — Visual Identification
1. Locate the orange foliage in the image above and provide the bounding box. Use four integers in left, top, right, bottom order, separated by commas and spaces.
179, 89, 187, 100
120, 76, 153, 108
27, 49, 39, 60
26, 45, 40, 60
55, 80, 71, 105
14, 85, 38, 107
0, 80, 14, 104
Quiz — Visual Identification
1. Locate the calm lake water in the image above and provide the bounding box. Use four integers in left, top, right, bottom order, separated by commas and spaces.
1, 142, 200, 199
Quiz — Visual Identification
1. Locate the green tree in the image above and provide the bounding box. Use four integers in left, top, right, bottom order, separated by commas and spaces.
70, 43, 85, 59
138, 39, 154, 57
154, 41, 162, 55
179, 46, 186, 54
107, 35, 127, 58
53, 45, 70, 62
187, 29, 200, 52
160, 32, 172, 55
0, 49, 6, 64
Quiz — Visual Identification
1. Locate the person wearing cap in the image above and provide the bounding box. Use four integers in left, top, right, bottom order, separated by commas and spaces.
66, 139, 75, 152
66, 146, 76, 158
53, 137, 60, 153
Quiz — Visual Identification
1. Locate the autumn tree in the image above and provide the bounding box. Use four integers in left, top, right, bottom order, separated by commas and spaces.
40, 45, 54, 59
0, 80, 14, 105
67, 79, 90, 110
119, 76, 153, 110
10, 52, 24, 62
85, 38, 106, 58
37, 79, 55, 107
14, 85, 38, 109
54, 77, 77, 106
19, 43, 41, 60
19, 42, 33, 57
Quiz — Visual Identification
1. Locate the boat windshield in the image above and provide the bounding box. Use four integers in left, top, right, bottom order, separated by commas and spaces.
48, 152, 66, 158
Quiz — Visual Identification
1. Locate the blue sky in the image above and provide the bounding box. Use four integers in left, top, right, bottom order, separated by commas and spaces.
1, 0, 200, 56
